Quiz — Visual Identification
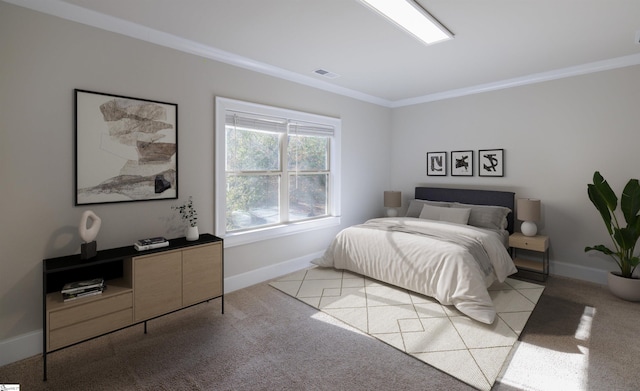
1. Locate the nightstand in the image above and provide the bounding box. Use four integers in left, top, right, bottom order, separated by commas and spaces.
509, 232, 549, 281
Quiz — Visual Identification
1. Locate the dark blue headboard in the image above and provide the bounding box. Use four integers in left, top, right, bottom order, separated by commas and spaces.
415, 187, 515, 233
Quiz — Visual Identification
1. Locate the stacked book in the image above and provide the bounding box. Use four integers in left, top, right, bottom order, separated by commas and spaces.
134, 236, 169, 251
62, 278, 105, 302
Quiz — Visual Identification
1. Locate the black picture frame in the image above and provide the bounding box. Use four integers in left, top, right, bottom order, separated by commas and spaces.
75, 89, 178, 205
478, 149, 504, 177
451, 150, 474, 176
426, 151, 447, 176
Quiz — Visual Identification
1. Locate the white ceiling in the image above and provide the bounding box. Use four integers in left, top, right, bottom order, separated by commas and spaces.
10, 0, 640, 107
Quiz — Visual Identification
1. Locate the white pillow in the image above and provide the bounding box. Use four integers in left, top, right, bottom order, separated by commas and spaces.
451, 202, 511, 230
419, 204, 471, 225
405, 199, 452, 217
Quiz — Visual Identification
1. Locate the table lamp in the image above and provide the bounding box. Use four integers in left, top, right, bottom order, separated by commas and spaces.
384, 191, 401, 217
517, 198, 541, 236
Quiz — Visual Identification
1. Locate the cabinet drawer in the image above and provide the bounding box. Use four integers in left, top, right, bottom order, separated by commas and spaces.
48, 308, 132, 351
49, 292, 133, 330
509, 235, 548, 252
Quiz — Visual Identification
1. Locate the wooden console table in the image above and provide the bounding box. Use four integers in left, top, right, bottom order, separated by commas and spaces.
42, 233, 223, 380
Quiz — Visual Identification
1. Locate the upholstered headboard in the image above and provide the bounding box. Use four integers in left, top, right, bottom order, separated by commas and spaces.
415, 187, 516, 234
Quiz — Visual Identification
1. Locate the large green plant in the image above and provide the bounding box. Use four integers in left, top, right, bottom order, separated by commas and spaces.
585, 171, 640, 278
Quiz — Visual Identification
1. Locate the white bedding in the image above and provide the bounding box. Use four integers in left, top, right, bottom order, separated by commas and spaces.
312, 217, 517, 324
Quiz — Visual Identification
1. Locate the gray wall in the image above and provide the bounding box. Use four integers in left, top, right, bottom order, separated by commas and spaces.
390, 65, 640, 282
0, 2, 391, 360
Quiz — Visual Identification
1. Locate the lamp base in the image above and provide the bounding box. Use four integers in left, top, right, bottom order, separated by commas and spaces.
521, 221, 538, 236
386, 208, 398, 217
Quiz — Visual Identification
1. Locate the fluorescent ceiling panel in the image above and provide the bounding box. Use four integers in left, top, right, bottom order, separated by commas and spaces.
359, 0, 453, 45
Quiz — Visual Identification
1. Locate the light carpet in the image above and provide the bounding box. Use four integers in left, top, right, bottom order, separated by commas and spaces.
270, 266, 544, 391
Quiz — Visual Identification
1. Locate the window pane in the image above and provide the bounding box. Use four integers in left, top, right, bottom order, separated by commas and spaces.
287, 135, 328, 171
226, 174, 280, 231
226, 126, 280, 171
289, 174, 328, 221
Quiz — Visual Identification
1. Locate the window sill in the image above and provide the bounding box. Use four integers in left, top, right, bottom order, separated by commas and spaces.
219, 216, 341, 248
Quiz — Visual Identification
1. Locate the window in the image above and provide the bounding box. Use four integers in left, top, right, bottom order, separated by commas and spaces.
215, 97, 341, 246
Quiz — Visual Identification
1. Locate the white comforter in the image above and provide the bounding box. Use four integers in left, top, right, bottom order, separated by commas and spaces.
312, 217, 517, 324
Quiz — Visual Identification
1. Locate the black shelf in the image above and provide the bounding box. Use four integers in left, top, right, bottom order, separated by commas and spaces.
43, 233, 221, 293
44, 234, 220, 272
44, 234, 222, 291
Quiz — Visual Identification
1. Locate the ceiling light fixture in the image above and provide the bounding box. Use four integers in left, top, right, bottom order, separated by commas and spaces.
358, 0, 453, 45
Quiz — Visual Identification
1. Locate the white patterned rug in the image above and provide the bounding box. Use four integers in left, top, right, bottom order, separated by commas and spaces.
270, 266, 544, 391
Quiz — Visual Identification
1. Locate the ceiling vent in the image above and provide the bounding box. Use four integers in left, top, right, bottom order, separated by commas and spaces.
313, 68, 341, 79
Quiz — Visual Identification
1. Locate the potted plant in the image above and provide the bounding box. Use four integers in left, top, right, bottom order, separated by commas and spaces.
173, 196, 199, 241
585, 171, 640, 301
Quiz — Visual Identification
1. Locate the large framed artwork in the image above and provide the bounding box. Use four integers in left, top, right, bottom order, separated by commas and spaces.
451, 150, 473, 176
426, 151, 447, 176
478, 149, 504, 177
75, 89, 178, 205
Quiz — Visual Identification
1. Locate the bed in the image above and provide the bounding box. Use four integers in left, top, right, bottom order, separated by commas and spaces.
312, 187, 518, 324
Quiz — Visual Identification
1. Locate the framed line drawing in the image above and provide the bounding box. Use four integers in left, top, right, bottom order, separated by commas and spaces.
426, 151, 447, 176
75, 89, 178, 205
451, 150, 473, 176
478, 149, 504, 177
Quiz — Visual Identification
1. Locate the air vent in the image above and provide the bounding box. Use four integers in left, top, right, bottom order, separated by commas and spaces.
313, 68, 340, 79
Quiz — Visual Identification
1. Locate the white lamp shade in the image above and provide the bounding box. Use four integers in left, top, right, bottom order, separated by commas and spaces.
517, 198, 540, 221
384, 191, 401, 208
517, 198, 541, 236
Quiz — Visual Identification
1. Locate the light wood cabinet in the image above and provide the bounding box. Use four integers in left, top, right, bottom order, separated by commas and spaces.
183, 245, 223, 306
133, 251, 183, 321
42, 234, 223, 380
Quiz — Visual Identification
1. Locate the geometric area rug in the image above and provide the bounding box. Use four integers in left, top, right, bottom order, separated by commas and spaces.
270, 266, 544, 391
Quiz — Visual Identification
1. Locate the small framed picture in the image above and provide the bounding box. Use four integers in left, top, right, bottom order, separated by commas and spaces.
479, 149, 504, 177
426, 151, 447, 176
451, 150, 473, 176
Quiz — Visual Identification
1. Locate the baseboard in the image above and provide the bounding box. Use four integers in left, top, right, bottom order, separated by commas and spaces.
550, 260, 608, 285
0, 253, 605, 368
223, 251, 323, 293
0, 330, 42, 367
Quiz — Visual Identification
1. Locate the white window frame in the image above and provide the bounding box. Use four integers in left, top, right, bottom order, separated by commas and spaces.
215, 97, 341, 247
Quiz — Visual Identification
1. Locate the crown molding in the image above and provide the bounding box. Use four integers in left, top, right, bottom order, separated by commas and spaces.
391, 53, 640, 107
6, 0, 640, 109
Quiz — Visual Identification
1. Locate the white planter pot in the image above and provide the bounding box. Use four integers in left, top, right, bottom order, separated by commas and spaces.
186, 225, 199, 241
607, 272, 640, 302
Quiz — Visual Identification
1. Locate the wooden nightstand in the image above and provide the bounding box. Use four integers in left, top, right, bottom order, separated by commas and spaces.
509, 232, 549, 281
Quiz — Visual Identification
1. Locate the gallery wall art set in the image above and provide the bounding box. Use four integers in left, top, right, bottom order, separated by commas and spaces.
427, 149, 504, 177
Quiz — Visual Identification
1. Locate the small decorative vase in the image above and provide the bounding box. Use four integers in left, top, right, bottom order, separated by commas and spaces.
186, 225, 199, 241
607, 272, 640, 302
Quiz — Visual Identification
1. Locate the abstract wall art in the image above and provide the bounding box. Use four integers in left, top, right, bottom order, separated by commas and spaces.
75, 89, 178, 205
426, 151, 447, 176
478, 149, 504, 177
451, 150, 473, 176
